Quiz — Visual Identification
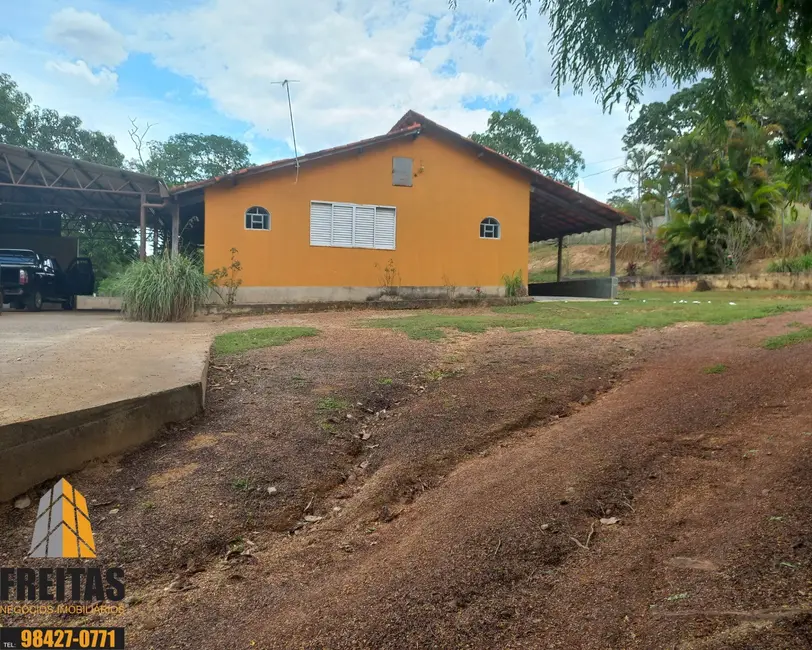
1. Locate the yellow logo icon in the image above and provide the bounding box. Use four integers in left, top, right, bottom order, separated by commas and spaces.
29, 478, 96, 558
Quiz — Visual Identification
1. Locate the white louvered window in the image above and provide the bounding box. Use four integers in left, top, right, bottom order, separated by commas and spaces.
310, 201, 396, 250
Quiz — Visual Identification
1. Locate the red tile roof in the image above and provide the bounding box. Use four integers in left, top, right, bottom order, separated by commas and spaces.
170, 124, 422, 194
171, 109, 628, 238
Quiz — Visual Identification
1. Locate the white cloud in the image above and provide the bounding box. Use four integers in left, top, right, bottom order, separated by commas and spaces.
4, 0, 681, 199
133, 0, 520, 152
1, 37, 215, 160
45, 8, 128, 68
45, 59, 118, 95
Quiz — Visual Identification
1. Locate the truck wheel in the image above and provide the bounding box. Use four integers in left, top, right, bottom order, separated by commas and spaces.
62, 296, 76, 310
27, 291, 43, 312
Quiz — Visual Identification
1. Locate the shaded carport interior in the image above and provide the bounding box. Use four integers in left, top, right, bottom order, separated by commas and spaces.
0, 143, 202, 266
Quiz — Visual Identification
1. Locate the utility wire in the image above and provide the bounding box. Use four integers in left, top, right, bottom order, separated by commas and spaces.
581, 154, 625, 167
579, 163, 624, 179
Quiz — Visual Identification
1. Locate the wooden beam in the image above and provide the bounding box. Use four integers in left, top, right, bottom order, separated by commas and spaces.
556, 236, 564, 282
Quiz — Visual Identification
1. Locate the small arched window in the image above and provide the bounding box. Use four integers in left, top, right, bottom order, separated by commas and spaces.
245, 206, 270, 230
480, 217, 500, 239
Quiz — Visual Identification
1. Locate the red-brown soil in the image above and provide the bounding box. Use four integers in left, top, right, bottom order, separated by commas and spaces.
2, 309, 811, 649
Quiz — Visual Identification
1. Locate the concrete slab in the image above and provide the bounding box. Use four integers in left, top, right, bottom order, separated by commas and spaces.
0, 311, 212, 427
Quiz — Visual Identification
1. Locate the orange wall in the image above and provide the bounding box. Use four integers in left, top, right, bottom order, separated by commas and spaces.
203, 134, 530, 288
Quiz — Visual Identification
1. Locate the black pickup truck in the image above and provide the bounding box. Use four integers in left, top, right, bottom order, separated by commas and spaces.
0, 249, 95, 311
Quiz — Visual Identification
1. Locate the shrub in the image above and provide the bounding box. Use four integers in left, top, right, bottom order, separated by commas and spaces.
209, 247, 243, 306
660, 212, 724, 275
119, 252, 210, 322
502, 270, 526, 299
767, 253, 812, 273
96, 274, 123, 297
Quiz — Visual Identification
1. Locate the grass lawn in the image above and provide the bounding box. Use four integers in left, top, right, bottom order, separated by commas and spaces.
762, 325, 812, 349
214, 326, 319, 355
364, 291, 812, 340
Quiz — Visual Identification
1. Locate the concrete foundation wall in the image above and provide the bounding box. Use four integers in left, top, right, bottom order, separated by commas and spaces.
619, 272, 812, 292
529, 277, 617, 299
224, 285, 504, 305
76, 296, 123, 311
0, 381, 205, 502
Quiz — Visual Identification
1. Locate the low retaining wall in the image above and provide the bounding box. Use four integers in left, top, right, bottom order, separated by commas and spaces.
76, 296, 123, 310
619, 272, 812, 292
227, 285, 503, 304
529, 277, 618, 299
0, 373, 206, 502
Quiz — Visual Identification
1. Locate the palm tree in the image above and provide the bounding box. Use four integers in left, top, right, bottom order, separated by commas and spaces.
614, 148, 658, 251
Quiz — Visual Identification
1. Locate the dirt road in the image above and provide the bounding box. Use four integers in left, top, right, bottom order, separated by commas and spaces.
2, 309, 811, 648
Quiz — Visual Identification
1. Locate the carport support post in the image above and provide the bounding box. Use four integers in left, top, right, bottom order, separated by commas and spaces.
556, 236, 563, 282
171, 202, 180, 257
139, 193, 147, 261
609, 225, 617, 277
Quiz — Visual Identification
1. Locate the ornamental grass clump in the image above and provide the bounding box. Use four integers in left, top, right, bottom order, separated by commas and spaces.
120, 252, 210, 322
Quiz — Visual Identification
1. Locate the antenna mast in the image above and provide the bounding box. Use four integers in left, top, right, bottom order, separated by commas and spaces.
271, 79, 301, 181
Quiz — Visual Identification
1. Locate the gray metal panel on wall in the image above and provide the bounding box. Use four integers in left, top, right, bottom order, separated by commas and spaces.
392, 157, 413, 187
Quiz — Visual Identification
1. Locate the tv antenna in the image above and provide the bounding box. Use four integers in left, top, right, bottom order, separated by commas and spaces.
271, 79, 300, 182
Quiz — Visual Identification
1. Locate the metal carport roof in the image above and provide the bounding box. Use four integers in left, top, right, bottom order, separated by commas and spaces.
0, 143, 177, 258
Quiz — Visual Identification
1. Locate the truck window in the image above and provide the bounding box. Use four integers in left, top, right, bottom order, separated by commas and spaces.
0, 250, 37, 265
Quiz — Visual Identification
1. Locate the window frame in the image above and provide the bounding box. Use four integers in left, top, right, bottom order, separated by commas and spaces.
309, 200, 397, 250
244, 206, 271, 231
480, 217, 501, 240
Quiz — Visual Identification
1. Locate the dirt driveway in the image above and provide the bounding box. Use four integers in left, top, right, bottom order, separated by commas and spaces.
1, 307, 811, 649
0, 311, 212, 426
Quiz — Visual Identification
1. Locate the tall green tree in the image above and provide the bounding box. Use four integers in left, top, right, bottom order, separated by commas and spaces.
129, 127, 251, 187
0, 73, 123, 166
623, 80, 730, 153
457, 0, 812, 112
470, 109, 585, 185
660, 119, 788, 273
613, 148, 658, 250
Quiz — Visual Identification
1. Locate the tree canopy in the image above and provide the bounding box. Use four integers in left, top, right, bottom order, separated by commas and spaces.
0, 73, 123, 166
130, 130, 251, 188
457, 0, 812, 112
470, 108, 584, 185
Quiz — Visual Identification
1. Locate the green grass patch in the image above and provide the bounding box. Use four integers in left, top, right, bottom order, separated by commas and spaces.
762, 326, 812, 349
703, 363, 727, 374
767, 253, 812, 273
232, 477, 252, 491
214, 327, 319, 355
365, 291, 812, 340
317, 397, 350, 412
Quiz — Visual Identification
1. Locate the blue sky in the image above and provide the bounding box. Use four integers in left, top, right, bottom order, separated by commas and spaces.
1, 0, 676, 200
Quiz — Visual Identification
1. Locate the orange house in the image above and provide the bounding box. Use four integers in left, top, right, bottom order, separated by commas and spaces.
171, 111, 625, 303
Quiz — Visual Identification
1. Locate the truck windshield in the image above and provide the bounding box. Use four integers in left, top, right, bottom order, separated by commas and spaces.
0, 250, 38, 265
